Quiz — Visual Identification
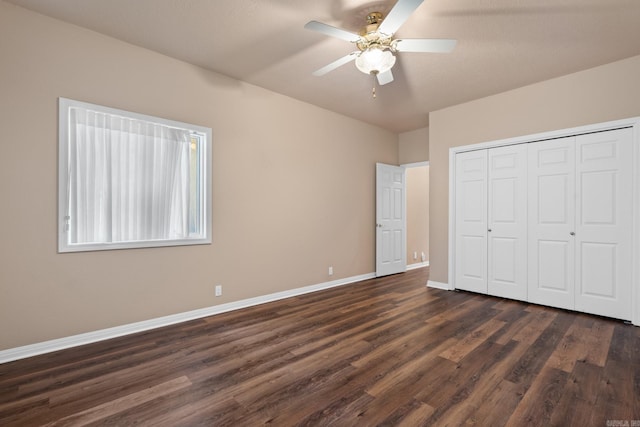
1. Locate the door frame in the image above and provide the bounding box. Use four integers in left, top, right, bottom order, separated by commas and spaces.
446, 116, 640, 326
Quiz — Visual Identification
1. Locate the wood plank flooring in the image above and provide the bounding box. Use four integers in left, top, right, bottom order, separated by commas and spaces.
1, 267, 639, 426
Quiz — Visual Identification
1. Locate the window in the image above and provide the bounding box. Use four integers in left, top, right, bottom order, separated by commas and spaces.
58, 98, 211, 252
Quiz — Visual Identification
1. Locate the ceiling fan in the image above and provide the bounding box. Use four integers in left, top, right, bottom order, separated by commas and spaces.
304, 0, 456, 87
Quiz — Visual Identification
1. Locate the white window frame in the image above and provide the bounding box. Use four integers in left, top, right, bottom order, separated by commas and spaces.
58, 97, 212, 252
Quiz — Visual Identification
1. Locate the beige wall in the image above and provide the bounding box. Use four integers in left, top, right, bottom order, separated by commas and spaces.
0, 2, 398, 350
429, 54, 640, 284
399, 126, 429, 163
406, 165, 429, 265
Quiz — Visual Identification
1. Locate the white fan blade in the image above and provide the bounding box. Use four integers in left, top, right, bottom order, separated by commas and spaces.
378, 0, 425, 36
304, 21, 361, 43
312, 52, 359, 76
377, 69, 394, 86
394, 38, 457, 53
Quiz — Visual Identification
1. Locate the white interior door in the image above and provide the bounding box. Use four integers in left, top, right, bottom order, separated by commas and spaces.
487, 144, 528, 301
376, 163, 406, 277
575, 128, 633, 320
527, 137, 576, 310
454, 150, 488, 293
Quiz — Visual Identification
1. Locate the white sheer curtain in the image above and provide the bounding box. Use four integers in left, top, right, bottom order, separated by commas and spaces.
67, 107, 191, 244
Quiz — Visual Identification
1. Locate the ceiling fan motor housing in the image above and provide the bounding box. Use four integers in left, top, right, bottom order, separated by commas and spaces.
366, 11, 383, 25
357, 12, 393, 52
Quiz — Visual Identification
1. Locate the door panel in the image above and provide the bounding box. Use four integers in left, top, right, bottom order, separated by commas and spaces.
454, 150, 487, 293
487, 144, 527, 300
581, 242, 616, 296
538, 174, 570, 224
537, 240, 570, 291
376, 163, 406, 277
491, 237, 516, 282
528, 137, 575, 310
575, 128, 633, 320
460, 235, 486, 279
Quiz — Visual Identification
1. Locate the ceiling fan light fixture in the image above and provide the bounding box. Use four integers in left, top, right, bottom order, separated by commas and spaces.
355, 46, 396, 75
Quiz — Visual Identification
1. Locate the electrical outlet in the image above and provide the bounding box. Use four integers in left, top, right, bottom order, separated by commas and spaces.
328, 266, 333, 276
421, 252, 426, 262
413, 251, 418, 260
215, 285, 222, 297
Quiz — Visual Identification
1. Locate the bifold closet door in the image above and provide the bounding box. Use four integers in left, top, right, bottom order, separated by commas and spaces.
527, 129, 633, 319
487, 144, 528, 301
454, 150, 488, 293
455, 126, 634, 321
455, 146, 527, 298
574, 128, 633, 320
527, 137, 576, 311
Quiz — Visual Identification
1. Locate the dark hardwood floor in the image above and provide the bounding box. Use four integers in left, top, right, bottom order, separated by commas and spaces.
1, 267, 639, 426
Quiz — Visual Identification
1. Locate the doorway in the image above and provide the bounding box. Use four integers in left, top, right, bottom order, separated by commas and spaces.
404, 162, 429, 270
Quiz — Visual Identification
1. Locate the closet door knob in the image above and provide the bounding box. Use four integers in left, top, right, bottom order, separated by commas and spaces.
488, 228, 492, 232
570, 231, 575, 236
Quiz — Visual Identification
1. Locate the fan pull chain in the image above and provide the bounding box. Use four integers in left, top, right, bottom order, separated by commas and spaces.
372, 73, 377, 99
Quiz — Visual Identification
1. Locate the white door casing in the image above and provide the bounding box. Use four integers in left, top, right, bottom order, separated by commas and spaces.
454, 150, 488, 293
574, 128, 633, 320
487, 144, 528, 301
376, 163, 406, 277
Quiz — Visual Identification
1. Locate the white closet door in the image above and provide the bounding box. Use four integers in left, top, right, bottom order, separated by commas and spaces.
527, 137, 576, 310
454, 150, 488, 293
575, 128, 633, 320
487, 144, 528, 301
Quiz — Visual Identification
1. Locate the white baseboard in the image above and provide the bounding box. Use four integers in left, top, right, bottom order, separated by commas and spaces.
0, 272, 375, 364
406, 261, 429, 271
427, 280, 451, 290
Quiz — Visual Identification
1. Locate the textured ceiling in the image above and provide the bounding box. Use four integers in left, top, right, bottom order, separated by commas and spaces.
6, 0, 640, 133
